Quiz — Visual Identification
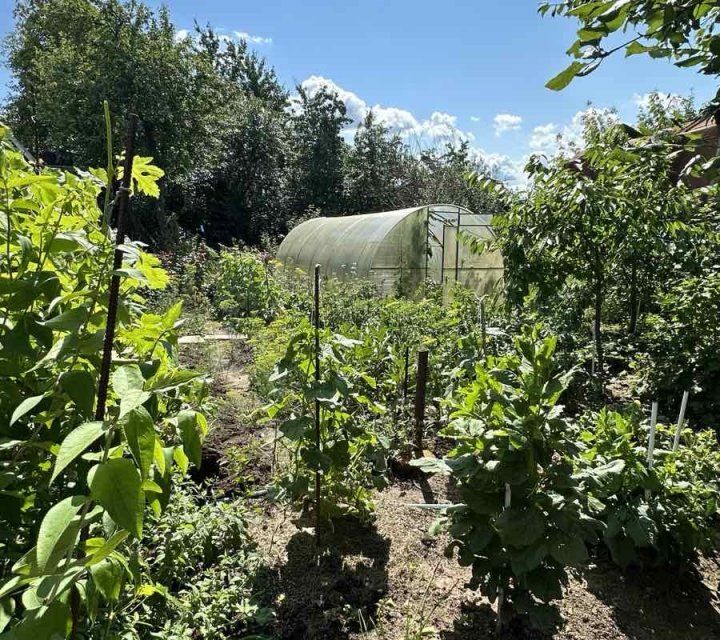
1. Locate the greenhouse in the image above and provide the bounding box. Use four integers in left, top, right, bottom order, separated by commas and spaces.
276, 204, 503, 296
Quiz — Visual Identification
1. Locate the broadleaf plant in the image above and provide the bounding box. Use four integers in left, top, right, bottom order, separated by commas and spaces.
0, 122, 207, 636
414, 326, 598, 630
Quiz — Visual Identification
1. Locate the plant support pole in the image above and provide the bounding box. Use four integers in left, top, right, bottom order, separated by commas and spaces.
313, 264, 321, 541
414, 349, 428, 457
496, 483, 512, 634
672, 391, 689, 452
645, 400, 658, 500
95, 114, 138, 421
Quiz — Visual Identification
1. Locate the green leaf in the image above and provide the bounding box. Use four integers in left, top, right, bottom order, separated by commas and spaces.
545, 61, 586, 91
408, 457, 451, 475
123, 407, 155, 479
10, 600, 70, 640
128, 156, 164, 198
178, 410, 202, 467
36, 496, 86, 573
0, 596, 14, 632
90, 458, 144, 538
549, 534, 588, 566
10, 395, 45, 426
495, 507, 545, 547
279, 416, 312, 441
51, 421, 108, 484
84, 531, 129, 567
90, 558, 125, 603
60, 369, 95, 416
112, 365, 150, 418
39, 306, 88, 332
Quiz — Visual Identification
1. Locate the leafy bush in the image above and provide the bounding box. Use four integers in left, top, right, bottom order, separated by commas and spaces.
415, 327, 597, 629
0, 124, 207, 635
267, 324, 389, 522
213, 248, 280, 321
109, 485, 273, 640
575, 408, 720, 566
639, 268, 720, 421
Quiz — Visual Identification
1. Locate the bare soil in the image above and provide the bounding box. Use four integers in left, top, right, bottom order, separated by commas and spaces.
182, 331, 720, 640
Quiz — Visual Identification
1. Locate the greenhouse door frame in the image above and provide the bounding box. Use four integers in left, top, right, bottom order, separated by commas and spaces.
433, 206, 486, 286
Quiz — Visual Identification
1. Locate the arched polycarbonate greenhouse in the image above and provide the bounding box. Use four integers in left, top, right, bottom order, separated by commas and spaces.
277, 204, 503, 296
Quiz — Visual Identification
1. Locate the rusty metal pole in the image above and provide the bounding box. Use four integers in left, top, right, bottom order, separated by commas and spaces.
414, 349, 428, 457
313, 264, 322, 544
95, 114, 138, 422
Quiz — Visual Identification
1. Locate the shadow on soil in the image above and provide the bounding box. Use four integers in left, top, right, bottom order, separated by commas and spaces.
583, 557, 720, 640
441, 557, 720, 640
261, 519, 391, 639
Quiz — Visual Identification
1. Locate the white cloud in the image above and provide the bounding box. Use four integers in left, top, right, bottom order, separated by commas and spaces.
470, 116, 481, 122
633, 91, 683, 111
174, 29, 189, 42
529, 107, 619, 156
298, 76, 474, 146
233, 31, 273, 45
493, 113, 522, 136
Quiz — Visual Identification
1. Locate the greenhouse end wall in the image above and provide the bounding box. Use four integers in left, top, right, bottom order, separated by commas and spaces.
276, 204, 503, 296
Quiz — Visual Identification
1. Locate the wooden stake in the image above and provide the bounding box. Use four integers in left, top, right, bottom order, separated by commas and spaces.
414, 349, 428, 457
672, 391, 690, 452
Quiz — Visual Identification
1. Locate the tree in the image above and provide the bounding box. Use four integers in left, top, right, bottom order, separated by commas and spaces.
541, 0, 720, 106
491, 121, 703, 373
345, 110, 410, 213
289, 85, 351, 216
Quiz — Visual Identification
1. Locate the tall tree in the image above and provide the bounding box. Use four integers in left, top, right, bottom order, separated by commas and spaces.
345, 110, 409, 213
289, 85, 351, 216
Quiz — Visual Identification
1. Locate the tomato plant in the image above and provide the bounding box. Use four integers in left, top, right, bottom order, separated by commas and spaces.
267, 323, 389, 523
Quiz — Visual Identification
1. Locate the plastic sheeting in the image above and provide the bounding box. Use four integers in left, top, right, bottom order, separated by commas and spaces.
277, 204, 503, 296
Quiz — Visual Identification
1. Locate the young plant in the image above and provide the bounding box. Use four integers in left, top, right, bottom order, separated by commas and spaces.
0, 123, 207, 636
414, 326, 597, 630
575, 408, 720, 566
266, 323, 389, 523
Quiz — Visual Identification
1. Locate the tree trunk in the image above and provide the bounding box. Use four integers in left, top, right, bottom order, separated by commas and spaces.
628, 262, 638, 335
594, 276, 604, 376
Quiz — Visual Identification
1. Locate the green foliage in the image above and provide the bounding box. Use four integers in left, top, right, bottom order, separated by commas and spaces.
0, 124, 207, 635
639, 268, 720, 420
417, 327, 596, 629
267, 324, 390, 522
80, 484, 272, 639
575, 408, 720, 566
213, 249, 280, 321
541, 0, 720, 102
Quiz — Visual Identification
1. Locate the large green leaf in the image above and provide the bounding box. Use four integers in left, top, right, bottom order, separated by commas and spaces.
36, 495, 86, 573
111, 365, 149, 418
494, 507, 545, 547
178, 410, 201, 467
123, 407, 155, 479
90, 458, 144, 538
549, 533, 588, 566
90, 557, 125, 603
10, 599, 70, 640
60, 369, 95, 416
51, 421, 108, 484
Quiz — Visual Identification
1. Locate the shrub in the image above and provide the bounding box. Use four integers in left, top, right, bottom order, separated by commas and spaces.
575, 407, 720, 566
414, 327, 597, 629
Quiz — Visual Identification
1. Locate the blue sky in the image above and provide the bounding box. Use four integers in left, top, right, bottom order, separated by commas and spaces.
1, 0, 717, 184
